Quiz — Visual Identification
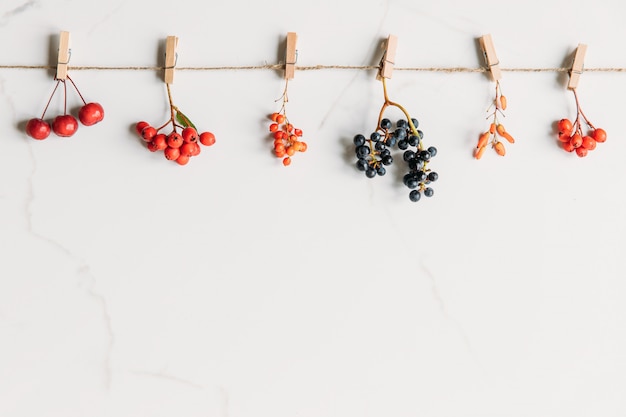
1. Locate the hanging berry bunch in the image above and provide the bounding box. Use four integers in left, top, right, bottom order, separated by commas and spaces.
26, 31, 104, 140
352, 35, 438, 203
25, 75, 104, 140
267, 32, 307, 167
556, 89, 606, 157
134, 83, 215, 166
475, 81, 515, 159
268, 86, 307, 167
134, 36, 215, 166
556, 43, 606, 157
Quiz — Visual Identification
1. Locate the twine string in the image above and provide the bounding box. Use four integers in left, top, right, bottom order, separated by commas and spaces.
1, 64, 626, 72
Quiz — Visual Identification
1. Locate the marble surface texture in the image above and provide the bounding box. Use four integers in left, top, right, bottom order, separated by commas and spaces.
1, 0, 625, 416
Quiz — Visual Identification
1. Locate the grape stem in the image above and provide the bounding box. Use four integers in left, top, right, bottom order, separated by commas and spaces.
378, 77, 422, 150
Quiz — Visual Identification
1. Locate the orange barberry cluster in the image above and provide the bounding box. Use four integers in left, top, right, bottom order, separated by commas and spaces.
556, 89, 606, 157
475, 81, 516, 159
269, 112, 307, 166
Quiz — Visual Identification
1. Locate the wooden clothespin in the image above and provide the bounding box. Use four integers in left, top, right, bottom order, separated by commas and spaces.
479, 34, 502, 81
164, 35, 178, 84
568, 43, 587, 90
56, 31, 71, 80
378, 34, 398, 79
285, 32, 298, 80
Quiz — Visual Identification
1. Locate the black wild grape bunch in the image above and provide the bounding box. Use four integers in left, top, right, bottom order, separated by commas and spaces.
353, 78, 438, 202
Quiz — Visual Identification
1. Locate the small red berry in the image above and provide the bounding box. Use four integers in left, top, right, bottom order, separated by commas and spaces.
582, 136, 596, 150
557, 118, 573, 135
294, 128, 303, 137
26, 118, 51, 140
190, 142, 201, 156
269, 123, 279, 132
283, 156, 291, 166
141, 126, 157, 142
147, 141, 159, 152
270, 112, 280, 122
199, 131, 216, 146
575, 147, 588, 157
135, 121, 150, 136
152, 134, 168, 150
78, 102, 104, 126
179, 142, 196, 157
175, 154, 190, 165
557, 131, 571, 143
52, 114, 79, 137
569, 134, 583, 148
166, 132, 183, 148
562, 141, 575, 152
164, 146, 180, 160
181, 127, 198, 143
592, 128, 607, 143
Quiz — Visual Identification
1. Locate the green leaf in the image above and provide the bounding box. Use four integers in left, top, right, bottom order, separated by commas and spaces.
175, 110, 196, 130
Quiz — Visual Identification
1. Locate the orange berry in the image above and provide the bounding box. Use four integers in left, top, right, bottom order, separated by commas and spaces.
283, 157, 291, 166
475, 146, 486, 160
275, 149, 286, 157
276, 114, 285, 124
477, 131, 490, 148
269, 123, 279, 132
558, 119, 573, 135
562, 140, 575, 152
570, 133, 583, 148
286, 124, 294, 132
286, 146, 296, 156
489, 123, 496, 134
501, 132, 515, 144
575, 147, 588, 157
494, 141, 505, 156
582, 136, 596, 150
500, 95, 507, 110
557, 131, 571, 143
274, 144, 285, 153
592, 128, 607, 143
274, 131, 285, 140
294, 128, 303, 137
270, 112, 280, 122
299, 142, 307, 152
175, 154, 190, 165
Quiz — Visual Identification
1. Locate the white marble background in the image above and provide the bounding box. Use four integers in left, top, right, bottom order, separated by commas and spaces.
1, 0, 625, 416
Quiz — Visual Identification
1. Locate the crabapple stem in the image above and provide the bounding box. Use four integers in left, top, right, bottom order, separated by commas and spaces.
63, 79, 68, 115
41, 79, 61, 119
66, 75, 87, 106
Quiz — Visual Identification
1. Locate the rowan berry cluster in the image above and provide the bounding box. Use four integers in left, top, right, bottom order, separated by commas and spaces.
556, 89, 606, 157
353, 77, 438, 202
135, 84, 215, 165
134, 121, 215, 165
269, 112, 307, 166
26, 75, 104, 140
475, 81, 515, 159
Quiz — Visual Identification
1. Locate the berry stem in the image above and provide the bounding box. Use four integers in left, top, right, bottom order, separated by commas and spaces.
378, 77, 421, 149
41, 79, 61, 119
63, 79, 68, 115
66, 75, 87, 106
275, 79, 290, 123
572, 88, 595, 131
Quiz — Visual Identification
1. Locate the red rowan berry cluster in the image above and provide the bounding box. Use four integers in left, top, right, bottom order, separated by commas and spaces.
269, 112, 307, 166
134, 84, 215, 165
556, 89, 606, 157
475, 81, 515, 159
26, 75, 104, 140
